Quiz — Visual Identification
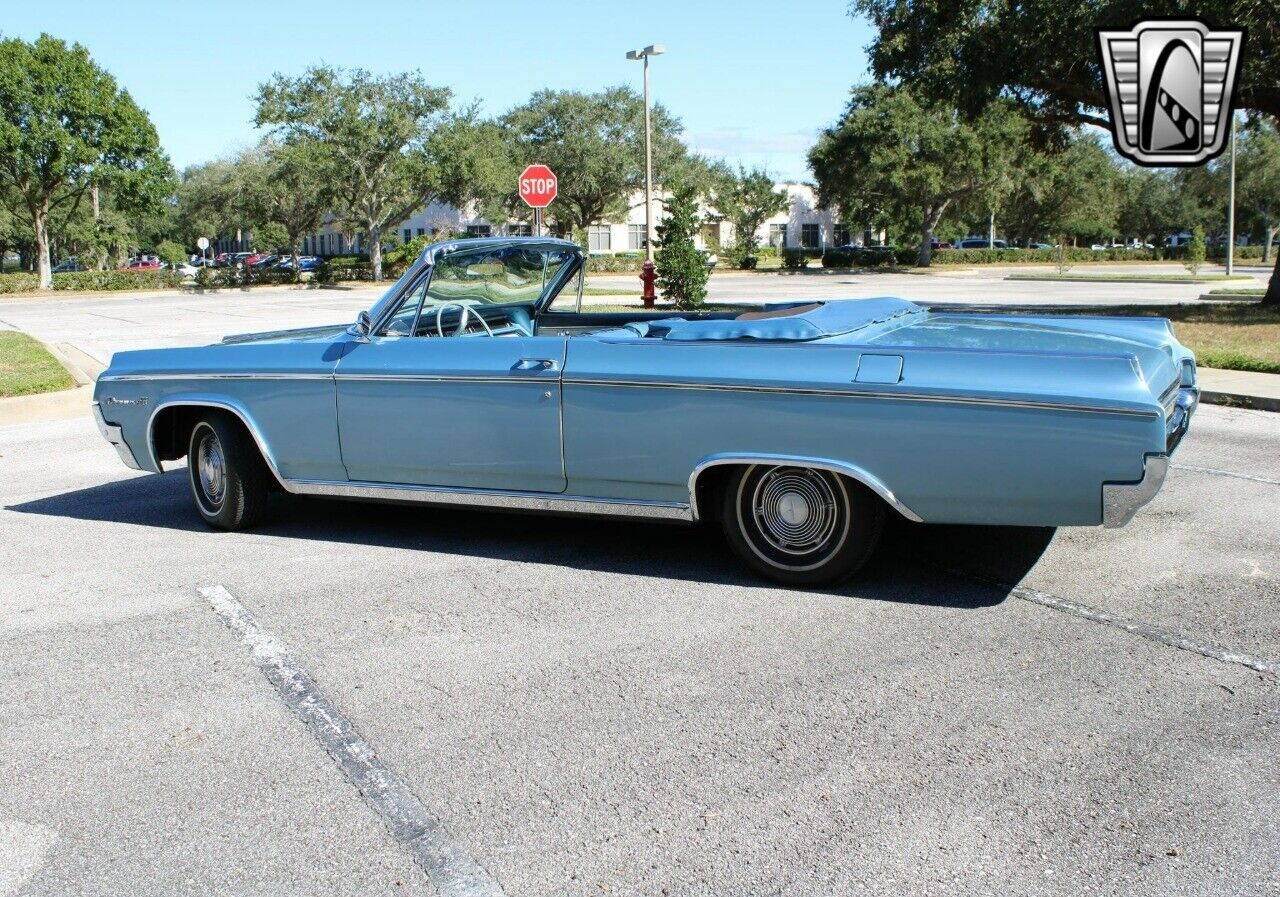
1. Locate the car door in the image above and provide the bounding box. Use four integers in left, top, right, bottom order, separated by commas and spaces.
334, 246, 569, 492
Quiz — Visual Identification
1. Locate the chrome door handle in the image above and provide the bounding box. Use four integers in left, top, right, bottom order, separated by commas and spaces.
514, 358, 557, 371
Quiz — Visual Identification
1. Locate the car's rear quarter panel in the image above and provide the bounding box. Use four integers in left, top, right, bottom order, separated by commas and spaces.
562, 338, 1166, 526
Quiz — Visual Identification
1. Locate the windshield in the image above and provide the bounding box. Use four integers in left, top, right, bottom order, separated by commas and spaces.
426, 245, 574, 307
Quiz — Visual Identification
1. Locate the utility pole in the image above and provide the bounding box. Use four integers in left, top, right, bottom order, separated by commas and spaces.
1226, 112, 1237, 276
627, 44, 665, 307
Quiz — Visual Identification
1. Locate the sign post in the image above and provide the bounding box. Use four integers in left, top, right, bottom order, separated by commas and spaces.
196, 236, 210, 266
518, 164, 557, 238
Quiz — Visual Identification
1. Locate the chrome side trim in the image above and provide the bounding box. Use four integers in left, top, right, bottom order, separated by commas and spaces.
1102, 453, 1169, 528
101, 373, 333, 382
566, 378, 1160, 419
687, 453, 925, 523
144, 399, 289, 485
93, 402, 142, 470
282, 478, 693, 521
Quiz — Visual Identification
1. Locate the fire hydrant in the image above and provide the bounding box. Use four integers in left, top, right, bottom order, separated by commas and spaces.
639, 260, 657, 309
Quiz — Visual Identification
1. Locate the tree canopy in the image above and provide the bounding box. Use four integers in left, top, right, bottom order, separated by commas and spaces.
255, 65, 454, 281
500, 87, 691, 237
810, 84, 1028, 265
707, 164, 789, 265
0, 33, 171, 287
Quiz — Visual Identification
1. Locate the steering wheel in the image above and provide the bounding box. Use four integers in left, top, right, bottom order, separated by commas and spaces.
434, 301, 494, 338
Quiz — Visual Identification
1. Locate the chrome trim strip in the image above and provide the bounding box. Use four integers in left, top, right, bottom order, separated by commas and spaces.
687, 453, 925, 523
1102, 453, 1169, 528
282, 478, 692, 521
566, 378, 1159, 418
93, 402, 142, 470
101, 373, 333, 382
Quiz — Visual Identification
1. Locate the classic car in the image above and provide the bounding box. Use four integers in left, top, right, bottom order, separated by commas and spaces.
92, 236, 1198, 585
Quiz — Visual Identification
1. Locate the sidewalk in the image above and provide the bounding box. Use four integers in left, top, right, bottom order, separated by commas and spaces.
1197, 367, 1280, 413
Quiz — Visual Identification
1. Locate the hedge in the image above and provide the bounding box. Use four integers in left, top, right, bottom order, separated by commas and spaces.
0, 269, 184, 294
585, 252, 646, 273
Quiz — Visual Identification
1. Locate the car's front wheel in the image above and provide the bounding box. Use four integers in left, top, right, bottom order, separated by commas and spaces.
187, 413, 267, 530
721, 464, 884, 586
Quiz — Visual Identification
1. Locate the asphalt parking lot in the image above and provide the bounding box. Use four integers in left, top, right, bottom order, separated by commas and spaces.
1, 393, 1277, 895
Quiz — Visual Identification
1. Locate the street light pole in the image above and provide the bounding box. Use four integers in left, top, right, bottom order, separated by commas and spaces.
1226, 112, 1237, 276
627, 44, 664, 307
643, 52, 654, 265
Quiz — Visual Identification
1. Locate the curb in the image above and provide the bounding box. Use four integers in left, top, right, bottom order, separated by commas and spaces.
1199, 390, 1280, 413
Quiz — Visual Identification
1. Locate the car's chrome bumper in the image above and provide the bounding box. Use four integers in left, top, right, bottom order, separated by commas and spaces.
92, 402, 142, 470
1166, 386, 1198, 453
1102, 453, 1169, 528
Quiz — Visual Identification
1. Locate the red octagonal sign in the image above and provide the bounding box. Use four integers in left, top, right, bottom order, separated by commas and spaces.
518, 164, 557, 208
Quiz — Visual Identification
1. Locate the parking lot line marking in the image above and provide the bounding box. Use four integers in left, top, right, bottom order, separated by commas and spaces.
200, 585, 507, 897
1173, 464, 1280, 487
951, 572, 1280, 676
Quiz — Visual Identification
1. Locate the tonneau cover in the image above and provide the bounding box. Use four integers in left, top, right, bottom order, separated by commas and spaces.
617, 297, 923, 342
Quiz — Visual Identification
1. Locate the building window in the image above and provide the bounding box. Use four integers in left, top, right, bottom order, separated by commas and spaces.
466, 224, 492, 238
769, 224, 788, 248
801, 224, 820, 249
627, 224, 646, 250
832, 224, 851, 246
403, 228, 412, 244
508, 223, 532, 236
588, 224, 612, 252
416, 228, 426, 237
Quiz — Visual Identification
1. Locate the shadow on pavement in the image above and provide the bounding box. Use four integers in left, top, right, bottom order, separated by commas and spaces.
9, 470, 1056, 608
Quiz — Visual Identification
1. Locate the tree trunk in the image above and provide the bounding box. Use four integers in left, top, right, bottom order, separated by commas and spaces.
1264, 222, 1275, 265
290, 238, 302, 284
918, 202, 948, 267
1263, 248, 1280, 307
33, 203, 53, 291
368, 223, 383, 281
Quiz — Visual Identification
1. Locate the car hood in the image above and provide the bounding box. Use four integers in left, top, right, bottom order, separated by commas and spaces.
220, 323, 356, 345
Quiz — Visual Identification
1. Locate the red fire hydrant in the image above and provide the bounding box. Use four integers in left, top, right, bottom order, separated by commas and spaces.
640, 260, 657, 309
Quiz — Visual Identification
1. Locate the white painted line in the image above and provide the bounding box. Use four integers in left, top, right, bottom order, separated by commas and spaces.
952, 572, 1280, 676
200, 585, 506, 897
1173, 464, 1280, 487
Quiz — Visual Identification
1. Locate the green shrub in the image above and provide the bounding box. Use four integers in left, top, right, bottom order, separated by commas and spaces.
822, 246, 899, 268
584, 252, 645, 273
738, 256, 758, 269
756, 245, 779, 259
0, 273, 39, 293
781, 248, 808, 270
1185, 226, 1206, 275
0, 269, 183, 294
155, 241, 187, 265
654, 185, 708, 309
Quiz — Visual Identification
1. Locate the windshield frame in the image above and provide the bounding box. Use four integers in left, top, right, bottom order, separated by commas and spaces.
363, 238, 584, 336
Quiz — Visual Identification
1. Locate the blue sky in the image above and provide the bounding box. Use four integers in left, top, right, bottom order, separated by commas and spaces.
7, 1, 874, 181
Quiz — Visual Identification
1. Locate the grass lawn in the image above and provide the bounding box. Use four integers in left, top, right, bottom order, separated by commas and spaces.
1208, 287, 1266, 296
1006, 272, 1254, 284
1037, 304, 1280, 374
0, 331, 76, 397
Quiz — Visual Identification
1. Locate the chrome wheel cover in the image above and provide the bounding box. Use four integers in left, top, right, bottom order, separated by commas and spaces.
738, 466, 851, 571
195, 429, 226, 510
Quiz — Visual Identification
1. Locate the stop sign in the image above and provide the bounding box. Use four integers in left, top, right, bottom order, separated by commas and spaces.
518, 164, 557, 208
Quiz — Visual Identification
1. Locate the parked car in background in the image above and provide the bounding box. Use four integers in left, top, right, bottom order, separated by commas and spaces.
276, 255, 323, 272
91, 236, 1199, 586
955, 238, 1009, 250
165, 261, 199, 277
1028, 242, 1054, 250
120, 256, 161, 271
248, 254, 279, 269
52, 258, 87, 273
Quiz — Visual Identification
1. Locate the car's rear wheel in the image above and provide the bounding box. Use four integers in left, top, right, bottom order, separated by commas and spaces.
187, 414, 267, 530
721, 464, 883, 586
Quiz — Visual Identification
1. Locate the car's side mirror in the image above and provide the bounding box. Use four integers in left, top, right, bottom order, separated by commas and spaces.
355, 310, 371, 340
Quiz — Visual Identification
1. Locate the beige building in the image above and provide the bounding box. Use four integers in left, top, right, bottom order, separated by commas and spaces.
297, 182, 867, 257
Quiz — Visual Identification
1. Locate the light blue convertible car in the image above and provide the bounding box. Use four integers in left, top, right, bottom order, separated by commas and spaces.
93, 237, 1198, 584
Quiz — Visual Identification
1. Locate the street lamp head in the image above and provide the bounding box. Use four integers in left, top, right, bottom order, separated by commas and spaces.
626, 44, 666, 60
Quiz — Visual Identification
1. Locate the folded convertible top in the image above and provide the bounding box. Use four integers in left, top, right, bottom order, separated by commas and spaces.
618, 297, 923, 342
